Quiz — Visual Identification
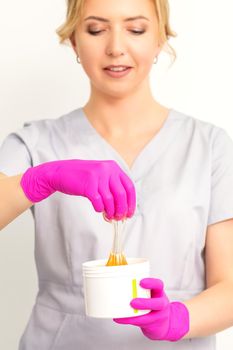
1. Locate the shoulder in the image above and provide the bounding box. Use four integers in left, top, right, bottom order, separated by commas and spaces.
21, 107, 81, 132
12, 107, 81, 147
171, 108, 231, 148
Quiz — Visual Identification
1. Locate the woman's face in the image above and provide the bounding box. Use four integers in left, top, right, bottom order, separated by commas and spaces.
70, 0, 161, 97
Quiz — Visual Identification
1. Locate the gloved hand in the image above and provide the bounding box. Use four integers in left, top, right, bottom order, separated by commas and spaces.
20, 159, 136, 220
113, 278, 190, 342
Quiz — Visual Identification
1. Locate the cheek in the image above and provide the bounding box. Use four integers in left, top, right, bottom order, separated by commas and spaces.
78, 49, 99, 74
133, 48, 156, 74
138, 50, 154, 65
131, 37, 158, 66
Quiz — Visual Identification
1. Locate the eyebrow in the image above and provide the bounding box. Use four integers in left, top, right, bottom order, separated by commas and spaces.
84, 15, 150, 22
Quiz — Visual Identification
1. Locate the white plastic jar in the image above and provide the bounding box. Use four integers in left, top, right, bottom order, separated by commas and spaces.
82, 257, 150, 318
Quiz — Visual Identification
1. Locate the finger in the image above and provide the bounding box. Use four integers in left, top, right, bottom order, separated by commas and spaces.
109, 174, 128, 220
89, 193, 105, 212
130, 297, 168, 311
103, 212, 113, 223
113, 310, 167, 326
98, 175, 114, 220
113, 310, 160, 326
119, 172, 136, 218
140, 278, 164, 297
113, 314, 151, 326
84, 177, 105, 212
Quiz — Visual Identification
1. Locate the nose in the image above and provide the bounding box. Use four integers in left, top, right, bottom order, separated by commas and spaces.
105, 28, 126, 57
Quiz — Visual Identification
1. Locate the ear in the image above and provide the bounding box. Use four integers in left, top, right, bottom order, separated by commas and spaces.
156, 43, 165, 60
156, 44, 163, 56
69, 32, 76, 50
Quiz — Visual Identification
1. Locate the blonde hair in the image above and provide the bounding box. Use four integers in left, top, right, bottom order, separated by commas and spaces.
56, 0, 177, 64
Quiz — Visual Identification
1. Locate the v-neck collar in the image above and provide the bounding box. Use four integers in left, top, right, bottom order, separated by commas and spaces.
78, 107, 186, 182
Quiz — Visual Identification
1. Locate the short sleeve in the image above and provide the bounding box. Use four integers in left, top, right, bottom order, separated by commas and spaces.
207, 128, 233, 225
0, 133, 32, 176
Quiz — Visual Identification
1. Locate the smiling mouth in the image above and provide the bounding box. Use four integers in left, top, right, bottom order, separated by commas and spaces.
103, 67, 133, 78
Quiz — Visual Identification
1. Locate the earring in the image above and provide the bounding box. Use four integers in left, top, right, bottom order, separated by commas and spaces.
154, 56, 158, 64
76, 56, 80, 63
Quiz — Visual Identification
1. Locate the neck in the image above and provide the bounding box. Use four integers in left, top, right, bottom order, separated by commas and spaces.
82, 80, 167, 137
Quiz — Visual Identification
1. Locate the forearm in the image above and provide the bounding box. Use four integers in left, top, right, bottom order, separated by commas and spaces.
183, 280, 233, 338
0, 174, 33, 230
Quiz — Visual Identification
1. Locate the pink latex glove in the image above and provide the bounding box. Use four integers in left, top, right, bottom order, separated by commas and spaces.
20, 159, 136, 220
113, 278, 190, 342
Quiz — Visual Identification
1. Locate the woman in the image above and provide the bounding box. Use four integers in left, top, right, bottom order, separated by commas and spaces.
0, 0, 233, 349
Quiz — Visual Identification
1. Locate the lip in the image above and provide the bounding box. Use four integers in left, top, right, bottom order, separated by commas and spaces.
103, 67, 132, 78
104, 65, 132, 69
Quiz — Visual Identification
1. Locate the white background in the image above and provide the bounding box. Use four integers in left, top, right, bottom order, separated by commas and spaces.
0, 0, 233, 349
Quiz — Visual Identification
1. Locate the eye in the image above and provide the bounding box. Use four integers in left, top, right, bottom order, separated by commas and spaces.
88, 30, 103, 35
88, 30, 145, 36
131, 30, 145, 35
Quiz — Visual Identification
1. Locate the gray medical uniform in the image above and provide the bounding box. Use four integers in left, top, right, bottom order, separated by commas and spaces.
1, 107, 233, 350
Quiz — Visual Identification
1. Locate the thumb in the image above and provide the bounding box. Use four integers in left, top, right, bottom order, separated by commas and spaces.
89, 192, 105, 212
